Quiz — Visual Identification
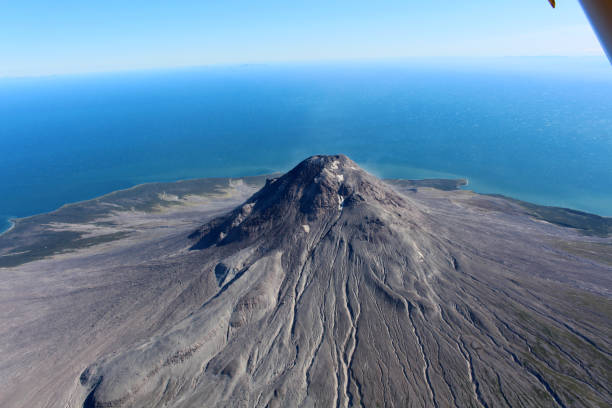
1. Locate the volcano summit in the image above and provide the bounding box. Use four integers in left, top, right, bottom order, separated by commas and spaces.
0, 155, 610, 407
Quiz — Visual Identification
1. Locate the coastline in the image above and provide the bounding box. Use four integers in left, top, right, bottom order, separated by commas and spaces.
0, 217, 16, 237
0, 172, 610, 270
0, 174, 276, 240
0, 174, 610, 241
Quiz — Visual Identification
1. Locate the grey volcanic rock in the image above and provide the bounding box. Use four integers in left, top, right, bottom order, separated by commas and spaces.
1, 155, 610, 408
72, 155, 611, 407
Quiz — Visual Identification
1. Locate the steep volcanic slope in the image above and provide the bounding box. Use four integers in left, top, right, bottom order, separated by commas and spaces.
73, 155, 611, 407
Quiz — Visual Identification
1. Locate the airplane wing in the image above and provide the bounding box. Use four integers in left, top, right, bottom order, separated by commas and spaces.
552, 1, 612, 63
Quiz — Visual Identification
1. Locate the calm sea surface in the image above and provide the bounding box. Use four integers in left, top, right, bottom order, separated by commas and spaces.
1, 58, 611, 232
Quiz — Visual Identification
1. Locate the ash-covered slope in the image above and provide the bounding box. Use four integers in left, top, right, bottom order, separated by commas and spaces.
75, 155, 611, 408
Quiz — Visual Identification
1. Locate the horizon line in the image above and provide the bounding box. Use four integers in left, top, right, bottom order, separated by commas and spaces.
0, 54, 608, 81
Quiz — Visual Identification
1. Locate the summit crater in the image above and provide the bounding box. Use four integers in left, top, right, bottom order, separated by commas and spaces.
188, 154, 413, 251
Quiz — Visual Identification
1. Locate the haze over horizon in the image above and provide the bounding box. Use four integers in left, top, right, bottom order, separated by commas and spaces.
0, 0, 605, 78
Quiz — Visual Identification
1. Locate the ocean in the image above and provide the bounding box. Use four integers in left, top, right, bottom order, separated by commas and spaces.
1, 57, 611, 233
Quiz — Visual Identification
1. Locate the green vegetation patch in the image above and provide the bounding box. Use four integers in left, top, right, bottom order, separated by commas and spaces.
0, 175, 272, 268
0, 231, 130, 268
385, 178, 468, 191
494, 196, 612, 237
553, 240, 612, 266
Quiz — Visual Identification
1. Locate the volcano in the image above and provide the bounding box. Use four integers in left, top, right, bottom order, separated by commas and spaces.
1, 155, 610, 407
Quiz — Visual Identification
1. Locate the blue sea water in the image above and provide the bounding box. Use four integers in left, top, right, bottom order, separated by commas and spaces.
1, 57, 611, 233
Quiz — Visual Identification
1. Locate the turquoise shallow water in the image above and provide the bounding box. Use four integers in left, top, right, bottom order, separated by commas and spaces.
1, 57, 611, 232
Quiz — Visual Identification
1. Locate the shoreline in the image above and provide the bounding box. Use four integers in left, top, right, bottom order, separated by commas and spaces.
0, 173, 277, 239
0, 218, 16, 237
0, 175, 610, 241
0, 173, 280, 235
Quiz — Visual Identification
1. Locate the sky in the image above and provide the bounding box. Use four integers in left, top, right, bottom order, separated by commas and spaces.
0, 0, 605, 77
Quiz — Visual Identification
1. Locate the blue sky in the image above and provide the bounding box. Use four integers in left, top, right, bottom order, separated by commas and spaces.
0, 0, 604, 77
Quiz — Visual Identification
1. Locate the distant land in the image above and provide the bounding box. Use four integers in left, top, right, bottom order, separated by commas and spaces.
1, 155, 610, 407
